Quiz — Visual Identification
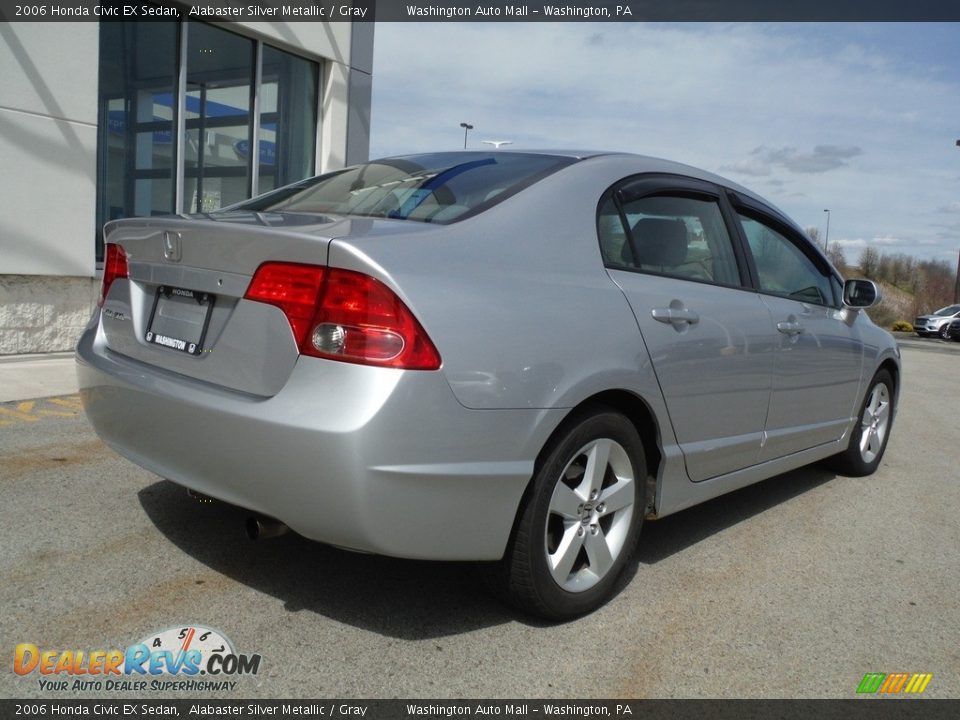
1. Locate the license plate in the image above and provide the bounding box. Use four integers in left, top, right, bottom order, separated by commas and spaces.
145, 286, 214, 356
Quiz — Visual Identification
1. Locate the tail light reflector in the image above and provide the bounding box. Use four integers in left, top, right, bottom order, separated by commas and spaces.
98, 243, 129, 307
245, 263, 441, 371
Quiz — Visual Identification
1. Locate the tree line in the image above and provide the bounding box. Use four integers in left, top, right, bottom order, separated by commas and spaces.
806, 227, 957, 327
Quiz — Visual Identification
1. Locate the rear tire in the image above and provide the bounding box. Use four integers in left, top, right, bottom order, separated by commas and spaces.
828, 369, 894, 477
497, 408, 646, 620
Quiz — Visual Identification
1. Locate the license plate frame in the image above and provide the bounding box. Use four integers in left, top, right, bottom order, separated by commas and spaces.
145, 285, 215, 356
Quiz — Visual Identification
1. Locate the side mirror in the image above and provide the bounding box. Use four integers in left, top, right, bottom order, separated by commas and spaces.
843, 279, 881, 309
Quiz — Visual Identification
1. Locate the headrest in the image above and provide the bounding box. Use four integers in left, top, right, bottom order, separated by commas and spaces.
631, 218, 688, 267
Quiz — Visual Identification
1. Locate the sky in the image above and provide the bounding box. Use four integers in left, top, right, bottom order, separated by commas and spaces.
368, 22, 960, 265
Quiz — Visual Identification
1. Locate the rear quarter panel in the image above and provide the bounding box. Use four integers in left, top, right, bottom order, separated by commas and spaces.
327, 158, 676, 420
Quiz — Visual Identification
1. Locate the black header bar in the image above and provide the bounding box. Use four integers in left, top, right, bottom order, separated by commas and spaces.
1, 0, 959, 22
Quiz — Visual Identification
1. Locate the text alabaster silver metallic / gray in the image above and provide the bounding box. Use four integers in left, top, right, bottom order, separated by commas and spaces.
77, 151, 899, 562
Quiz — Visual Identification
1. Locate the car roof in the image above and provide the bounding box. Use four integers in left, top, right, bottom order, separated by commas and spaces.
376, 150, 760, 195
378, 149, 614, 161
370, 150, 803, 237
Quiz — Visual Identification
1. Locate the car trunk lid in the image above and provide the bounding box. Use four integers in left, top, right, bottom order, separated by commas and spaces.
98, 212, 345, 397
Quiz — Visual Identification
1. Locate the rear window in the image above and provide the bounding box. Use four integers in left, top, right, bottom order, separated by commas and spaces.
233, 153, 574, 223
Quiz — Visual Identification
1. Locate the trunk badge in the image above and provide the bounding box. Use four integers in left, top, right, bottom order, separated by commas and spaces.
163, 231, 182, 262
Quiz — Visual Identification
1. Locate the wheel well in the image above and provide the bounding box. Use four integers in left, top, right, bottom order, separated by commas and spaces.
878, 358, 900, 401
532, 390, 663, 514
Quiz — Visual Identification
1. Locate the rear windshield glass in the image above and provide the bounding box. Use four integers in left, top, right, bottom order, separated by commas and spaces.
232, 152, 574, 223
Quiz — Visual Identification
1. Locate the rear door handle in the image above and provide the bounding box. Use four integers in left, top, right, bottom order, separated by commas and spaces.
777, 320, 804, 335
652, 305, 700, 326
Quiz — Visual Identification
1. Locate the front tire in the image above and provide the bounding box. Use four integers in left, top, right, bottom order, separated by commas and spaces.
939, 324, 951, 340
828, 369, 894, 477
498, 408, 646, 620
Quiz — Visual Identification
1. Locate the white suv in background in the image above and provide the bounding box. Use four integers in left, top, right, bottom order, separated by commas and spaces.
914, 305, 960, 339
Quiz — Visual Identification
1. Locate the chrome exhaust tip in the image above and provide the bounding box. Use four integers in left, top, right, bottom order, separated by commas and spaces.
246, 515, 290, 541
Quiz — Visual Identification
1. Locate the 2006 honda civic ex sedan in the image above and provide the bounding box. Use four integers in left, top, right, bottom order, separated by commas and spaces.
78, 151, 899, 619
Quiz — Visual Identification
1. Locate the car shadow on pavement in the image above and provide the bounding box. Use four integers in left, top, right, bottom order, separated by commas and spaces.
139, 466, 837, 637
138, 480, 514, 639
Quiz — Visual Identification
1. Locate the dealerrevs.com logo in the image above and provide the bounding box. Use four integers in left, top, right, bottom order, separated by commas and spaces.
13, 625, 261, 692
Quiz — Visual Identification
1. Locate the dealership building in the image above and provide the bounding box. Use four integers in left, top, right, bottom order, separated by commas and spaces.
0, 20, 373, 354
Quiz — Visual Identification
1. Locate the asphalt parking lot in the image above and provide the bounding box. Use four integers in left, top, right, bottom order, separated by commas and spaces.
2, 339, 958, 699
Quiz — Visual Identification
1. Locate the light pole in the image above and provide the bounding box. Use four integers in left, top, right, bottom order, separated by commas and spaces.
459, 122, 473, 149
955, 140, 960, 302
955, 248, 960, 304
823, 209, 831, 252
481, 140, 513, 149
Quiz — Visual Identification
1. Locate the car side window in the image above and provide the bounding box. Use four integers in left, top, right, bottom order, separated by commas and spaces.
598, 196, 631, 266
600, 194, 741, 287
738, 213, 834, 307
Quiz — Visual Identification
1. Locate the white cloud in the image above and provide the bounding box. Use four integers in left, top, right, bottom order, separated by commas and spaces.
872, 235, 902, 246
834, 238, 868, 249
722, 145, 863, 177
721, 156, 771, 177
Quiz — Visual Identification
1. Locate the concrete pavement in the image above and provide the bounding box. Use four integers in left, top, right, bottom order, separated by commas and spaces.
0, 351, 78, 403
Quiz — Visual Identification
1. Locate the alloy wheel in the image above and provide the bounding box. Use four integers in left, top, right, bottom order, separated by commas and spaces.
859, 383, 891, 465
544, 438, 635, 592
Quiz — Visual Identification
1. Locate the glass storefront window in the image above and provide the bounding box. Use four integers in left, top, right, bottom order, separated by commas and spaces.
96, 21, 320, 259
259, 45, 318, 195
183, 23, 254, 213
97, 22, 179, 242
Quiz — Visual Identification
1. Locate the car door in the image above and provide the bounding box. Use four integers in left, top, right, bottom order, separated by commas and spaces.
599, 176, 776, 482
731, 203, 864, 461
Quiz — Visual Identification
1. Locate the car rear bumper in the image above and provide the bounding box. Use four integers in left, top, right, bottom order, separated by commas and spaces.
76, 326, 562, 560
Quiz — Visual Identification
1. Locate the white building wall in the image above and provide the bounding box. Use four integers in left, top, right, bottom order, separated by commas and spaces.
0, 22, 99, 276
0, 21, 372, 354
0, 23, 100, 353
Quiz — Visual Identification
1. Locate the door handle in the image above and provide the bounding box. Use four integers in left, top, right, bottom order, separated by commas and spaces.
652, 306, 700, 326
777, 320, 804, 335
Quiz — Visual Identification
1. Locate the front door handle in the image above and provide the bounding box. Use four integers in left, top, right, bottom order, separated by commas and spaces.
652, 304, 700, 326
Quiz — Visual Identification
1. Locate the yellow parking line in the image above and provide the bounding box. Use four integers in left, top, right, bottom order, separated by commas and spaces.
0, 396, 84, 425
0, 403, 38, 423
48, 396, 82, 409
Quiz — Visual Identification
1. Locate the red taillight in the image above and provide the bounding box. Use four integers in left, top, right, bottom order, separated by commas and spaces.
99, 243, 129, 307
244, 263, 441, 371
243, 262, 327, 344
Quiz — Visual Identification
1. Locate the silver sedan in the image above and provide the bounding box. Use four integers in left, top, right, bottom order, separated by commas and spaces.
77, 151, 899, 619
